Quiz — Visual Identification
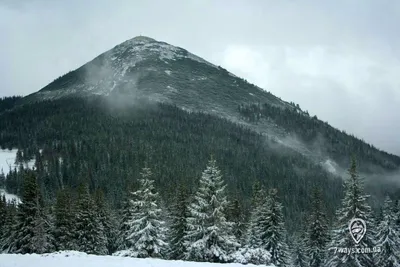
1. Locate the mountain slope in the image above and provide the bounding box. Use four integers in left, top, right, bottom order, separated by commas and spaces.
1, 36, 400, 231
21, 36, 400, 173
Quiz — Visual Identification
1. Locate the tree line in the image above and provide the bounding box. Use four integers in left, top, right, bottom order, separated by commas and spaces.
1, 156, 399, 266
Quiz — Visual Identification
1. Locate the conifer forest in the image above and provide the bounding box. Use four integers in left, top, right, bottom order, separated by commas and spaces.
1, 96, 400, 266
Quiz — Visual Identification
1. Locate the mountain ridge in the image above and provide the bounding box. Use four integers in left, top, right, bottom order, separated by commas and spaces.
19, 35, 399, 172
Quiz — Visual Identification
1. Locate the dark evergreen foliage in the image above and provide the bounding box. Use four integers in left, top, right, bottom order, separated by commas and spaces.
0, 96, 344, 232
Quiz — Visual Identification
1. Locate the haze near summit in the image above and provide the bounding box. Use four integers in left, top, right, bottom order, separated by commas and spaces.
1, 0, 399, 155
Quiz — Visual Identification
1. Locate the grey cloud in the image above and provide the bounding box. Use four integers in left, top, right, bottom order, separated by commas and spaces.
0, 0, 399, 155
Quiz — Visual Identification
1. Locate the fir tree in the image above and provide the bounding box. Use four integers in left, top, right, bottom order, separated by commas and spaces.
260, 188, 290, 267
375, 196, 400, 266
0, 199, 17, 252
227, 198, 245, 242
94, 189, 119, 255
237, 181, 272, 265
291, 235, 309, 267
122, 166, 168, 258
0, 195, 6, 240
306, 187, 329, 267
74, 184, 108, 255
325, 156, 375, 267
244, 181, 265, 249
183, 157, 239, 263
169, 185, 189, 260
30, 200, 55, 253
116, 196, 133, 251
13, 171, 53, 254
54, 188, 77, 251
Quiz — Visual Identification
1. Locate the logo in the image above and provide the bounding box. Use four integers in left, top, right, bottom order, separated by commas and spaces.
348, 218, 366, 244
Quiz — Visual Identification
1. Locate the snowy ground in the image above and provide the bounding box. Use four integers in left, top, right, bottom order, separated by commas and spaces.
0, 149, 18, 175
0, 251, 274, 267
0, 188, 21, 203
0, 149, 31, 203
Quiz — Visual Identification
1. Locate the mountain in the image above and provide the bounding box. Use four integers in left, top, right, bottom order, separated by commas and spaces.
1, 36, 400, 231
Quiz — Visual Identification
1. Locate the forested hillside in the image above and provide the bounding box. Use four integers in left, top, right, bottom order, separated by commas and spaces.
0, 96, 345, 230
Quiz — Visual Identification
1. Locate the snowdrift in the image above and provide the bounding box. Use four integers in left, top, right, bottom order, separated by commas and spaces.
0, 251, 275, 267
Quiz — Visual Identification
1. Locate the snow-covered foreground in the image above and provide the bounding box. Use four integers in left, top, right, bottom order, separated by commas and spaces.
0, 251, 274, 267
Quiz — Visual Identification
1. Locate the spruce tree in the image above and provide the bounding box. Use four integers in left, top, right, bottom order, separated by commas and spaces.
375, 196, 400, 266
227, 198, 245, 241
244, 181, 264, 248
0, 195, 6, 241
183, 157, 239, 263
13, 171, 53, 254
238, 181, 272, 265
116, 196, 133, 251
0, 199, 17, 252
325, 156, 375, 267
94, 189, 119, 255
169, 185, 189, 260
122, 167, 168, 258
74, 184, 108, 255
306, 187, 329, 267
291, 235, 309, 267
260, 188, 290, 266
54, 188, 77, 251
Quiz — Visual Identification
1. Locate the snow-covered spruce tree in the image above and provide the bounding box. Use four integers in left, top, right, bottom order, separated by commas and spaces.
120, 166, 168, 258
54, 188, 78, 251
183, 157, 240, 263
30, 200, 55, 253
325, 156, 375, 267
115, 195, 134, 251
13, 171, 54, 254
74, 184, 108, 255
291, 234, 309, 267
227, 198, 246, 242
305, 187, 329, 267
0, 199, 18, 253
375, 196, 400, 266
236, 181, 272, 265
94, 189, 119, 255
0, 195, 6, 242
169, 185, 190, 260
260, 188, 290, 267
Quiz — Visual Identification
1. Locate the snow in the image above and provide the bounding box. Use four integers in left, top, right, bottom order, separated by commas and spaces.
0, 188, 21, 203
35, 36, 220, 100
0, 149, 35, 176
0, 149, 17, 175
0, 251, 274, 267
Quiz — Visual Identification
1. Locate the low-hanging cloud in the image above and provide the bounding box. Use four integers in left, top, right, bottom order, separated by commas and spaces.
1, 0, 400, 155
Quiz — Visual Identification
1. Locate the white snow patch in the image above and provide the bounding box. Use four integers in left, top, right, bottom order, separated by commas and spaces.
0, 189, 21, 204
0, 149, 36, 176
0, 252, 274, 267
0, 149, 18, 175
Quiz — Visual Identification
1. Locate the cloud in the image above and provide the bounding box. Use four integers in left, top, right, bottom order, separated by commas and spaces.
0, 0, 399, 155
220, 44, 400, 155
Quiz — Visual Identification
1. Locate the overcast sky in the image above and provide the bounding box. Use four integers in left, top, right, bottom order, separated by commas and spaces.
1, 0, 399, 155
